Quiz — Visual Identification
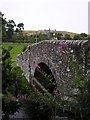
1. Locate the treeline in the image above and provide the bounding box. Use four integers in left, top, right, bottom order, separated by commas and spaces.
2, 14, 90, 43
2, 14, 49, 43
45, 32, 90, 40
2, 14, 24, 42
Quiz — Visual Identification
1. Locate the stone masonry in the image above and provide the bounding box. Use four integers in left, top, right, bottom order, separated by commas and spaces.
16, 40, 90, 95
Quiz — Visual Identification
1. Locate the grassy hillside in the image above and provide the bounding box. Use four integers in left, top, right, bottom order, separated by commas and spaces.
3, 43, 28, 66
23, 30, 37, 36
59, 31, 78, 38
23, 30, 77, 38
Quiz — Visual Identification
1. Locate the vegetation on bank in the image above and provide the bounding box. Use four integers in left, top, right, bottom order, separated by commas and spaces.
2, 46, 90, 120
2, 47, 31, 120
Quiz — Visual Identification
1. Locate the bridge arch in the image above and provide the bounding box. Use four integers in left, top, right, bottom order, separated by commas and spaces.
34, 62, 57, 93
16, 40, 90, 95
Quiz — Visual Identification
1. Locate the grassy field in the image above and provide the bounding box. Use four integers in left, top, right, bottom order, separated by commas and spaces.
2, 43, 29, 66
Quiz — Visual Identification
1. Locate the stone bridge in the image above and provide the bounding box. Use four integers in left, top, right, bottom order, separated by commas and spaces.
16, 40, 90, 95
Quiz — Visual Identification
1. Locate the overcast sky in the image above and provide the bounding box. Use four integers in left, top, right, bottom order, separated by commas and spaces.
0, 0, 89, 33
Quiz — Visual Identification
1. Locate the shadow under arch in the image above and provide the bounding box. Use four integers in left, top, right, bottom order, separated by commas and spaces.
34, 62, 57, 94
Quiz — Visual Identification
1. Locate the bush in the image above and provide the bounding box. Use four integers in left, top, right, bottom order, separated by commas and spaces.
25, 92, 53, 120
2, 47, 31, 119
73, 34, 81, 40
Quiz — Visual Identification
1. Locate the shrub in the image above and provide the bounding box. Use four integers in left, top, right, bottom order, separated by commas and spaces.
24, 92, 54, 120
2, 47, 31, 119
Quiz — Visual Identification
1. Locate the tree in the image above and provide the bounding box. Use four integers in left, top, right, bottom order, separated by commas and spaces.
6, 20, 16, 41
2, 14, 16, 42
80, 33, 87, 40
1, 13, 25, 42
88, 35, 90, 40
73, 34, 81, 40
15, 23, 24, 41
56, 33, 63, 40
80, 33, 87, 37
64, 34, 72, 40
2, 15, 7, 41
17, 23, 24, 32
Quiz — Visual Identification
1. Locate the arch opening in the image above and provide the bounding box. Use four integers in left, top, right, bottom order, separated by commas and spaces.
34, 62, 57, 94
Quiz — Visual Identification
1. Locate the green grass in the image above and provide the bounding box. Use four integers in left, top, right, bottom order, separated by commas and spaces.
2, 43, 28, 66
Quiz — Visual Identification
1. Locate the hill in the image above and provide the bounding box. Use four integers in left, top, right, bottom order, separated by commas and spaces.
23, 30, 78, 38
58, 31, 78, 38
